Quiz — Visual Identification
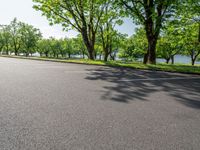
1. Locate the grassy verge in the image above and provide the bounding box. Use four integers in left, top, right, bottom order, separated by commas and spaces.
1, 55, 200, 74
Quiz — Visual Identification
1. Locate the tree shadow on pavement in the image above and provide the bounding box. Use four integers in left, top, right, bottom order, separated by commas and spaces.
85, 67, 200, 109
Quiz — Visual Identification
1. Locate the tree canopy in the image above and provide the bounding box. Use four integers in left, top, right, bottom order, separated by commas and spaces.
0, 1, 199, 65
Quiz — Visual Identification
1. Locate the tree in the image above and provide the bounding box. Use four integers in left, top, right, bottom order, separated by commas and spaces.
61, 38, 76, 58
157, 23, 183, 64
9, 18, 22, 55
176, 0, 200, 65
182, 24, 200, 65
33, 0, 108, 60
0, 27, 5, 54
131, 28, 148, 61
110, 33, 127, 61
1, 25, 11, 55
118, 0, 176, 64
74, 35, 88, 59
119, 28, 147, 61
119, 43, 135, 61
59, 39, 68, 58
98, 1, 122, 61
37, 39, 51, 57
19, 23, 42, 56
48, 38, 60, 58
157, 37, 181, 64
179, 0, 199, 43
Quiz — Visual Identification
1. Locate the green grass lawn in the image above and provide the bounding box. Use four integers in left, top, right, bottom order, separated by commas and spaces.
1, 55, 200, 74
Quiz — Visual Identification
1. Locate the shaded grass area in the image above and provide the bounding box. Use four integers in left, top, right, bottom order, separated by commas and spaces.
1, 55, 200, 74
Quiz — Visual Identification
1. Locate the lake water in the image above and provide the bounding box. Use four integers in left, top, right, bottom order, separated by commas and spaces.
156, 55, 200, 64
33, 53, 200, 65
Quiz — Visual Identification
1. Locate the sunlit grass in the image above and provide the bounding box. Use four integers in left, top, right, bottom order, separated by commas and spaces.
1, 55, 200, 74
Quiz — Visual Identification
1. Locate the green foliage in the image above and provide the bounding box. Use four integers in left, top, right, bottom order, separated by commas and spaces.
4, 55, 200, 74
171, 0, 200, 65
9, 18, 22, 55
0, 18, 42, 56
0, 25, 12, 55
182, 23, 200, 65
37, 39, 51, 57
97, 1, 123, 61
19, 22, 42, 56
117, 0, 178, 64
0, 27, 6, 52
73, 35, 88, 58
37, 37, 82, 59
61, 38, 78, 58
157, 22, 184, 64
131, 28, 147, 57
119, 28, 147, 61
0, 1, 199, 67
33, 0, 110, 59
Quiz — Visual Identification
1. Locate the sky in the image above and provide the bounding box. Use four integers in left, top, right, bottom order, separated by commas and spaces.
0, 0, 136, 39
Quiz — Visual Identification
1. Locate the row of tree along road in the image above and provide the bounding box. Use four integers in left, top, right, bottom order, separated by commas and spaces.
0, 0, 199, 65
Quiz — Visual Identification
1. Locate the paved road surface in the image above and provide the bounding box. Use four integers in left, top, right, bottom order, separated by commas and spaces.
0, 57, 200, 150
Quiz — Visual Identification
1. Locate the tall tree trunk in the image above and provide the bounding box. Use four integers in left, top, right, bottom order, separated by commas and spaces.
191, 50, 195, 66
15, 49, 18, 56
144, 19, 158, 64
110, 53, 115, 61
45, 52, 48, 57
0, 47, 3, 55
81, 30, 95, 60
6, 46, 9, 55
81, 49, 85, 59
68, 53, 71, 59
14, 44, 18, 56
6, 50, 9, 55
82, 53, 85, 59
192, 59, 195, 66
147, 37, 157, 64
191, 52, 200, 66
190, 50, 199, 66
99, 53, 102, 60
83, 41, 95, 60
171, 55, 174, 64
26, 52, 29, 57
143, 51, 149, 64
88, 48, 95, 60
104, 53, 109, 62
144, 0, 156, 64
94, 51, 97, 60
166, 58, 170, 64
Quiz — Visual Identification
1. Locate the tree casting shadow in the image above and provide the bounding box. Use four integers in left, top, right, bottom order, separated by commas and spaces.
85, 67, 200, 109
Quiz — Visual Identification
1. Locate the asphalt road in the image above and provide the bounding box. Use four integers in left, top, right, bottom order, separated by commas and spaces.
0, 57, 200, 150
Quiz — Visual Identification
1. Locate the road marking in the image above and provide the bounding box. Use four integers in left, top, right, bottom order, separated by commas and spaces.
119, 77, 200, 82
